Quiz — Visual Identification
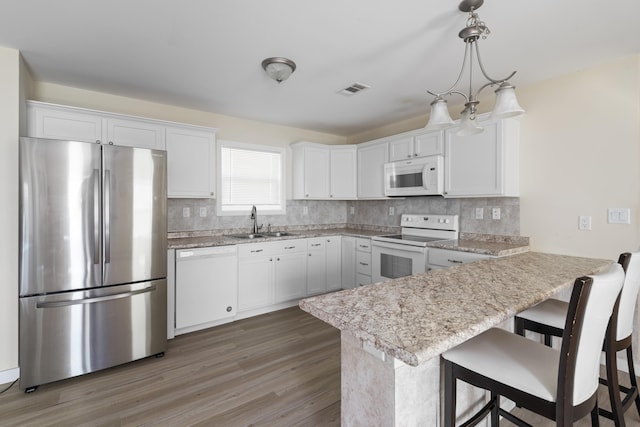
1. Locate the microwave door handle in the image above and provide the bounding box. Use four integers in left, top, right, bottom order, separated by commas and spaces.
422, 165, 431, 191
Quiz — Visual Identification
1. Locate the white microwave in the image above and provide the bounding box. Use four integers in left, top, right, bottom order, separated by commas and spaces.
383, 155, 444, 196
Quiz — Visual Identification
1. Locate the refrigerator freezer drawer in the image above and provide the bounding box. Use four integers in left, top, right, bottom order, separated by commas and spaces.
19, 280, 167, 390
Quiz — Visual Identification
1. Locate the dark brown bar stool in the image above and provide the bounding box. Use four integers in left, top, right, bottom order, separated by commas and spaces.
443, 263, 625, 426
515, 252, 640, 426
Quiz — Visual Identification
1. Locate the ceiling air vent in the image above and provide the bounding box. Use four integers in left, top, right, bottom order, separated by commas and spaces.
338, 82, 371, 96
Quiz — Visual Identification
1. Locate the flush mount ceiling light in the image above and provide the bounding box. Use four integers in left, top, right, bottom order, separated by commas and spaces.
425, 0, 524, 136
261, 57, 297, 83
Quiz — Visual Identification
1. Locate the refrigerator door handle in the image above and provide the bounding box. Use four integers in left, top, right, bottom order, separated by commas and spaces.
104, 169, 111, 265
93, 169, 100, 265
36, 285, 157, 308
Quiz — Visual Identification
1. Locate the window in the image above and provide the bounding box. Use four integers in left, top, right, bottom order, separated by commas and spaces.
217, 140, 285, 215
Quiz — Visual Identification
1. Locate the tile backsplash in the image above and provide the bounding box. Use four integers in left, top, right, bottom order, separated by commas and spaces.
168, 197, 520, 236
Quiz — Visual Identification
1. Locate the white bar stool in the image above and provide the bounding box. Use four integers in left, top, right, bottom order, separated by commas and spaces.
515, 252, 640, 426
442, 263, 625, 426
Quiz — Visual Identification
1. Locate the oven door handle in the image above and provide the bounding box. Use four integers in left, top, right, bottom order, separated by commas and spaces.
371, 240, 427, 253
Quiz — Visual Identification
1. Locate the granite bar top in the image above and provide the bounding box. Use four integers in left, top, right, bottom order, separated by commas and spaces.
168, 227, 394, 249
299, 252, 611, 367
427, 233, 530, 257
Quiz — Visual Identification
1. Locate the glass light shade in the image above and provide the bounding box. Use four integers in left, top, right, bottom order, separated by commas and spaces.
264, 62, 294, 82
457, 108, 483, 136
490, 83, 525, 119
425, 97, 454, 129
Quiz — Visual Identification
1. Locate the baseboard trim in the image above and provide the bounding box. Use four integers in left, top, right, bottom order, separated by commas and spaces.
0, 367, 19, 386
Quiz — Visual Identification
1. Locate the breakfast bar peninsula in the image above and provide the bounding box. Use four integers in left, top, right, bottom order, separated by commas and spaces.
299, 252, 612, 426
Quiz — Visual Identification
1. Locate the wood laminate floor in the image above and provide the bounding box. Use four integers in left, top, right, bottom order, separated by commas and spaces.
0, 307, 341, 427
2, 307, 640, 426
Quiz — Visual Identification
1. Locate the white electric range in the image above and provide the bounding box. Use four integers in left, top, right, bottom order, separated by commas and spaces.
371, 214, 459, 283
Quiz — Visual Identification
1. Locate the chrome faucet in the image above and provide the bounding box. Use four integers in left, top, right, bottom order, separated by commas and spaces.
250, 205, 262, 234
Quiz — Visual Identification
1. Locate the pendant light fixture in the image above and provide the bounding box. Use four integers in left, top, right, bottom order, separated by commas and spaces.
425, 0, 524, 135
261, 57, 297, 83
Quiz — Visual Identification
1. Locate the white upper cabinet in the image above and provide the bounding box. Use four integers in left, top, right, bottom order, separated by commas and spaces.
27, 102, 103, 143
106, 118, 165, 150
292, 142, 357, 200
357, 140, 389, 199
444, 115, 520, 198
329, 147, 357, 199
166, 126, 216, 198
27, 101, 165, 150
26, 101, 218, 198
388, 130, 443, 161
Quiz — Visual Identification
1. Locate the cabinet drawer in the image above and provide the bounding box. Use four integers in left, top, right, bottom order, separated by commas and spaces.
356, 251, 372, 275
307, 237, 326, 251
238, 242, 277, 258
356, 273, 372, 287
356, 238, 371, 253
273, 239, 306, 253
428, 249, 493, 268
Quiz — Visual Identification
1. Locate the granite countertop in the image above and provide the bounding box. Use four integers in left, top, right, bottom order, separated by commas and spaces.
427, 233, 530, 257
299, 252, 611, 367
168, 227, 392, 249
168, 228, 530, 255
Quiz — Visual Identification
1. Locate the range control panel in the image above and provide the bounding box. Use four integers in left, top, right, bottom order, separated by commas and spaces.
400, 214, 459, 231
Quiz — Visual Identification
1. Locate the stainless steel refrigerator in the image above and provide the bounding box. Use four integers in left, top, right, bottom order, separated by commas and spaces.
19, 136, 167, 391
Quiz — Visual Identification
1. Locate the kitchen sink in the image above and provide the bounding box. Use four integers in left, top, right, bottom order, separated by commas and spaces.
263, 231, 295, 237
228, 233, 265, 239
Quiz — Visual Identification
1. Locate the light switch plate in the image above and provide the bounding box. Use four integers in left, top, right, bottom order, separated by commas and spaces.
389, 206, 395, 216
302, 206, 308, 215
491, 207, 500, 220
182, 207, 190, 218
199, 207, 207, 217
475, 208, 484, 220
607, 208, 630, 224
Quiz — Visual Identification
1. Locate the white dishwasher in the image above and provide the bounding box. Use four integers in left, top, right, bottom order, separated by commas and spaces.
175, 245, 238, 333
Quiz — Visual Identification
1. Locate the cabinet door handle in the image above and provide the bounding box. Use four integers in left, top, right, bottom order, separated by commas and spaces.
359, 262, 369, 266
251, 249, 264, 253
447, 259, 464, 264
269, 258, 273, 261
311, 243, 321, 247
277, 257, 280, 261
358, 245, 368, 249
284, 246, 296, 250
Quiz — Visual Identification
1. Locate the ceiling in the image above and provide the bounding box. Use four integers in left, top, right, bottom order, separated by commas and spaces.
1, 1, 639, 136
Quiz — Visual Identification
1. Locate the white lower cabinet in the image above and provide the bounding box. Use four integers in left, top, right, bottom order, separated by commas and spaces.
274, 249, 307, 303
341, 236, 356, 289
307, 236, 342, 295
355, 238, 372, 286
238, 239, 307, 313
326, 236, 342, 291
175, 246, 238, 334
428, 248, 495, 271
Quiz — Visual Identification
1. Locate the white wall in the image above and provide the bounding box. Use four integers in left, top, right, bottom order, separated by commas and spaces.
518, 55, 640, 259
0, 47, 22, 381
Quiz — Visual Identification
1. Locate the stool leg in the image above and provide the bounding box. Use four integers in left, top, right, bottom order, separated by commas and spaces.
625, 345, 640, 417
606, 342, 626, 427
445, 360, 457, 427
591, 403, 600, 427
490, 391, 499, 427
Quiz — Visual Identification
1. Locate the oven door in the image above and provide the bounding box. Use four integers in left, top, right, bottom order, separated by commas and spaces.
371, 240, 428, 283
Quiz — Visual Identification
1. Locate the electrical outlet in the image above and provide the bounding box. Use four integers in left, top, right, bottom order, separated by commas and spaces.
199, 207, 207, 217
389, 206, 395, 216
302, 206, 308, 215
491, 207, 501, 220
579, 215, 592, 231
182, 207, 190, 218
475, 208, 484, 220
